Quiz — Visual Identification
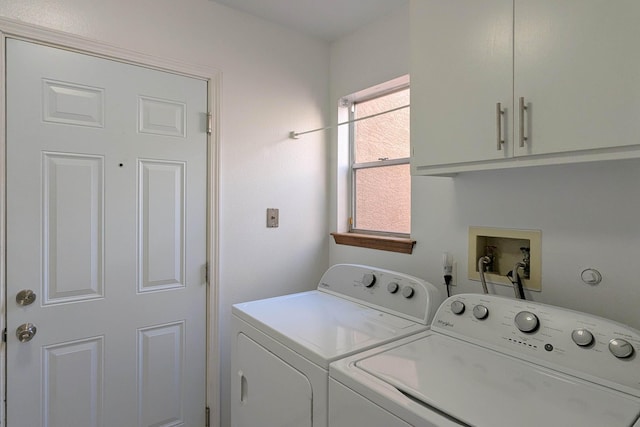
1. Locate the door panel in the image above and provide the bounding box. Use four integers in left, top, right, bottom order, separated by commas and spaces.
43, 337, 104, 427
42, 79, 105, 128
6, 38, 208, 426
138, 160, 186, 292
42, 152, 105, 304
137, 322, 185, 427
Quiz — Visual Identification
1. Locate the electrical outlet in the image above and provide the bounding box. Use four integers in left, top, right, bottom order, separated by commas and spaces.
267, 208, 279, 228
442, 252, 455, 286
443, 261, 457, 286
450, 261, 457, 286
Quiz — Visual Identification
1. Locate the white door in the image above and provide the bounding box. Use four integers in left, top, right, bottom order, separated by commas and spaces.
6, 38, 208, 427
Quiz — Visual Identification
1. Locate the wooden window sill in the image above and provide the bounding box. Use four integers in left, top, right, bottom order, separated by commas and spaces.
330, 232, 416, 254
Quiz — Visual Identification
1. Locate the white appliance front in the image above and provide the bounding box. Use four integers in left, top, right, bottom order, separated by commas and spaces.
330, 294, 640, 427
231, 264, 443, 427
235, 333, 313, 427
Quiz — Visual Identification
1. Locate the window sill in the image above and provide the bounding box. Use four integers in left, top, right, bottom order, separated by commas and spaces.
330, 232, 416, 254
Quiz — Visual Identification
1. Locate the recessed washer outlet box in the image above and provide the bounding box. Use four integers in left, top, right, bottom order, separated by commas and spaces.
468, 227, 542, 291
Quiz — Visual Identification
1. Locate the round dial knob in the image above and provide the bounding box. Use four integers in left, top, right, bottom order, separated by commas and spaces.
450, 300, 465, 315
571, 329, 594, 347
473, 305, 489, 320
609, 338, 635, 359
514, 311, 539, 333
401, 286, 415, 299
362, 273, 376, 288
387, 282, 399, 294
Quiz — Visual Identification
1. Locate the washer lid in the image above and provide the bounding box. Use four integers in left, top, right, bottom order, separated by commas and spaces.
233, 291, 425, 368
356, 334, 640, 427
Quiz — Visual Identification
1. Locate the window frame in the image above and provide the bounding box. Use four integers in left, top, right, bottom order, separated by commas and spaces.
348, 83, 411, 238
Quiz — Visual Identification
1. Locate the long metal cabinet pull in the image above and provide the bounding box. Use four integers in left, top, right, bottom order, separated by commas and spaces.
496, 103, 504, 150
519, 96, 528, 147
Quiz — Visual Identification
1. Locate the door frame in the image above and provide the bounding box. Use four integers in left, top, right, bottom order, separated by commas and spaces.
0, 17, 221, 427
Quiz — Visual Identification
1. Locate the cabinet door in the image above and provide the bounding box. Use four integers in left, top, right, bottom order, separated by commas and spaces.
515, 0, 640, 156
411, 0, 513, 173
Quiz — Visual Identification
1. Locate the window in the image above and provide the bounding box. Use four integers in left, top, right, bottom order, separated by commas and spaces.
350, 85, 410, 236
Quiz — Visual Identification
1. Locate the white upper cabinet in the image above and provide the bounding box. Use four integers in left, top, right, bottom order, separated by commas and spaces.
411, 0, 640, 175
514, 0, 640, 156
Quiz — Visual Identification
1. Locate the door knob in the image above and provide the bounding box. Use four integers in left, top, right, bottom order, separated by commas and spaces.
16, 323, 37, 343
16, 289, 36, 306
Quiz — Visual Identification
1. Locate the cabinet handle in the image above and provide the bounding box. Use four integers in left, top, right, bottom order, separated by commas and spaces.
496, 103, 505, 151
519, 96, 528, 147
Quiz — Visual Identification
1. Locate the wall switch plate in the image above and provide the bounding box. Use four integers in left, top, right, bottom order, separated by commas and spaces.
267, 208, 279, 228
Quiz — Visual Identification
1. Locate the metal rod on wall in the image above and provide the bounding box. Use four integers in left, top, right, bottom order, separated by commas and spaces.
289, 104, 410, 139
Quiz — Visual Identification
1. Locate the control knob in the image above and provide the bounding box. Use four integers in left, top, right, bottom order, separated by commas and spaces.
473, 305, 489, 320
514, 311, 539, 333
401, 286, 415, 299
609, 338, 635, 359
450, 300, 465, 315
387, 282, 399, 294
571, 329, 594, 347
362, 273, 376, 288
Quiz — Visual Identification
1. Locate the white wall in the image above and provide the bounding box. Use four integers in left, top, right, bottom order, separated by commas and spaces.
329, 5, 640, 331
0, 2, 330, 426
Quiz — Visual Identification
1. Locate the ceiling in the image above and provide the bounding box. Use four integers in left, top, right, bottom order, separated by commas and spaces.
210, 0, 408, 42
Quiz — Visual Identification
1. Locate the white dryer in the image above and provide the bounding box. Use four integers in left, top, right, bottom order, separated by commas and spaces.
330, 293, 640, 427
230, 264, 443, 427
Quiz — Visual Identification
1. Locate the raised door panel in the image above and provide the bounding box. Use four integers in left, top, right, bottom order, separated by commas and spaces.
43, 337, 104, 427
411, 0, 513, 173
137, 160, 186, 292
42, 153, 104, 304
137, 322, 185, 427
514, 0, 640, 156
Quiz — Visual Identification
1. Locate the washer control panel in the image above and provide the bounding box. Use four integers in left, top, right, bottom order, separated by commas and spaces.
432, 293, 640, 396
317, 264, 443, 325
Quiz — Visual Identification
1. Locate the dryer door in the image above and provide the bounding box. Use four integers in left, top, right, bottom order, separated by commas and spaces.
232, 333, 312, 427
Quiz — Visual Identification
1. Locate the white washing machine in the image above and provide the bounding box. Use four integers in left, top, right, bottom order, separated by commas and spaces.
330, 293, 640, 427
230, 264, 443, 427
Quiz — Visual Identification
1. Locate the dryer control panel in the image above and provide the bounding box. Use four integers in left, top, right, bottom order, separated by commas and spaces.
432, 294, 640, 397
317, 264, 443, 325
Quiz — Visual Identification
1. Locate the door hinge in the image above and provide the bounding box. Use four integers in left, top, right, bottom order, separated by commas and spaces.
2, 328, 6, 343
205, 262, 209, 284
207, 112, 212, 135
205, 406, 210, 427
